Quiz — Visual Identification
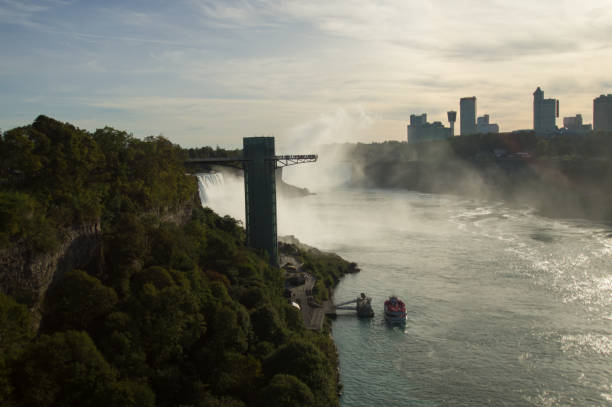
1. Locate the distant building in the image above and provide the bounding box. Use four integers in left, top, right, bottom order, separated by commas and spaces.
460, 97, 477, 135
447, 111, 457, 136
593, 94, 612, 132
563, 114, 583, 129
476, 114, 500, 134
562, 114, 591, 135
533, 87, 558, 135
407, 113, 452, 142
410, 113, 427, 126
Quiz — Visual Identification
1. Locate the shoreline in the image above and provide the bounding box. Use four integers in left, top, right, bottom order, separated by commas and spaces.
350, 158, 612, 223
278, 235, 361, 399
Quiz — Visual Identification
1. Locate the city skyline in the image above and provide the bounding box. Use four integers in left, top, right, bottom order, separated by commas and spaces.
1, 0, 612, 148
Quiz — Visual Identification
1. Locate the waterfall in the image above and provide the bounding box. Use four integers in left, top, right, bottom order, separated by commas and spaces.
197, 172, 225, 205
196, 172, 245, 222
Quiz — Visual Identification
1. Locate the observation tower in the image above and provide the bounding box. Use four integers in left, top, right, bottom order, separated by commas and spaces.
185, 137, 317, 265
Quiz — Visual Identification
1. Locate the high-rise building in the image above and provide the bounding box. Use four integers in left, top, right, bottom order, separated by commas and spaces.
476, 114, 500, 134
410, 113, 427, 126
407, 113, 452, 142
447, 111, 457, 136
533, 87, 558, 134
563, 114, 583, 129
593, 94, 612, 132
563, 114, 591, 135
460, 97, 477, 135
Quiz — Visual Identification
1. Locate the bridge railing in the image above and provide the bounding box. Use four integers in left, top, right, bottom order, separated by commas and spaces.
271, 155, 318, 168
184, 154, 318, 168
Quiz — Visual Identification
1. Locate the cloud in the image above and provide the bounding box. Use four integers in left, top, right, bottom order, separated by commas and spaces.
2, 0, 612, 146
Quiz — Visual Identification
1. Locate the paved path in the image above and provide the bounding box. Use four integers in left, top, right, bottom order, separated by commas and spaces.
280, 254, 334, 331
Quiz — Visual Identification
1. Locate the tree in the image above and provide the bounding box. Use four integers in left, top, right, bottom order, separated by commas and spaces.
260, 374, 315, 407
0, 293, 33, 405
12, 330, 117, 407
264, 339, 335, 406
250, 303, 287, 345
42, 270, 118, 333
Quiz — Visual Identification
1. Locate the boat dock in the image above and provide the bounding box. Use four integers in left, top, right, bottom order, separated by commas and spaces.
334, 293, 374, 317
282, 257, 373, 330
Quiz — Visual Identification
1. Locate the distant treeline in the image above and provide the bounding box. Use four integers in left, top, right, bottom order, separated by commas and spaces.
341, 133, 612, 220
347, 131, 612, 163
0, 116, 350, 407
185, 145, 242, 159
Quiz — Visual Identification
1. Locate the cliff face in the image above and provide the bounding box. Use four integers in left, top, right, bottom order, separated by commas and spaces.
0, 222, 102, 326
352, 158, 612, 220
0, 200, 197, 329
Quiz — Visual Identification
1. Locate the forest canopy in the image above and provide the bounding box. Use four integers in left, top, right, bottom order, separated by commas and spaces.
0, 115, 195, 252
0, 116, 348, 407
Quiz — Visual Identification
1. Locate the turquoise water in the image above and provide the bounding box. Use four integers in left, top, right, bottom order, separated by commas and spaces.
283, 189, 612, 407
199, 178, 612, 406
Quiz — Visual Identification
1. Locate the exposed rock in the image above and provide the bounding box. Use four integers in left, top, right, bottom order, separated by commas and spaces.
0, 201, 196, 330
0, 222, 102, 328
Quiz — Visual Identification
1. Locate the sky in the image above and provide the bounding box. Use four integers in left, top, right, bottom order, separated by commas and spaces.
1, 0, 611, 149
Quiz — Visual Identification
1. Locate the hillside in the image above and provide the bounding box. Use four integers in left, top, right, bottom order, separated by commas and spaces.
342, 134, 612, 220
0, 116, 350, 407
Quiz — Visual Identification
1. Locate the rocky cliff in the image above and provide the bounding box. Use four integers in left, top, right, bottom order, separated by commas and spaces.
0, 222, 102, 327
0, 200, 196, 329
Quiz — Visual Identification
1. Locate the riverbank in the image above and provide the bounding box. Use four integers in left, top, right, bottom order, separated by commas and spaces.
322, 136, 612, 222
350, 157, 612, 221
278, 235, 361, 400
279, 235, 360, 331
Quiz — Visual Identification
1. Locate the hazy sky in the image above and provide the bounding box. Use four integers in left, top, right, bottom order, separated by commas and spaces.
1, 0, 611, 148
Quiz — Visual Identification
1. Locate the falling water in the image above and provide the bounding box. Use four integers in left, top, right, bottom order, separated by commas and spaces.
196, 172, 245, 221
197, 172, 224, 204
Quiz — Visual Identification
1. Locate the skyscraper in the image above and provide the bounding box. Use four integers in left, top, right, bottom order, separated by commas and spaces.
460, 97, 476, 136
533, 87, 558, 134
407, 113, 452, 142
476, 114, 500, 134
447, 111, 457, 136
593, 94, 612, 132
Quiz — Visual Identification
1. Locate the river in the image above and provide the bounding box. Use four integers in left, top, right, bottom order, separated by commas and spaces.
198, 174, 612, 406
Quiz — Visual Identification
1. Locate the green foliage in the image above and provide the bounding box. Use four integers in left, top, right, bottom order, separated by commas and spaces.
250, 303, 288, 345
185, 145, 242, 160
283, 243, 353, 302
0, 293, 33, 405
107, 380, 156, 407
0, 191, 58, 251
12, 330, 118, 407
42, 270, 118, 334
264, 339, 336, 407
0, 116, 196, 252
0, 293, 33, 353
260, 374, 315, 407
1, 117, 347, 407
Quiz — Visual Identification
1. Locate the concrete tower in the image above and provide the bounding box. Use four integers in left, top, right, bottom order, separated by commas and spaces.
447, 111, 457, 136
185, 138, 316, 267
243, 137, 278, 265
460, 97, 477, 135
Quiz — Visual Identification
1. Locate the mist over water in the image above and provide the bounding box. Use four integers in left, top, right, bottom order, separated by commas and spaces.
198, 173, 612, 406
197, 109, 611, 406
